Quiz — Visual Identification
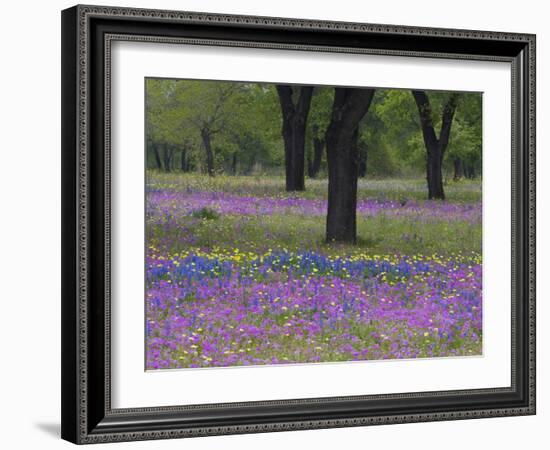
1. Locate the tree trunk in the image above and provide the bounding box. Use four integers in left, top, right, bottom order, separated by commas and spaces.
152, 142, 162, 170
308, 126, 324, 178
325, 88, 375, 243
464, 164, 475, 179
201, 129, 215, 176
180, 146, 188, 172
231, 152, 238, 175
453, 158, 463, 181
276, 85, 314, 191
169, 146, 175, 171
426, 148, 445, 199
358, 142, 367, 178
412, 90, 460, 200
162, 143, 174, 172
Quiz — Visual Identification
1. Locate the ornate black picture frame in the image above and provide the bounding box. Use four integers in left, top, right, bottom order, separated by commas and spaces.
61, 4, 536, 444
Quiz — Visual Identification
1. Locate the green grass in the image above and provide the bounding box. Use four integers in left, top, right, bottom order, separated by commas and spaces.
148, 212, 481, 257
147, 172, 482, 203
146, 172, 482, 257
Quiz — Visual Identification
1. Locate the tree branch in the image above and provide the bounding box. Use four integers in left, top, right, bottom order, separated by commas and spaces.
276, 85, 295, 117
439, 92, 460, 151
296, 86, 314, 117
411, 90, 439, 153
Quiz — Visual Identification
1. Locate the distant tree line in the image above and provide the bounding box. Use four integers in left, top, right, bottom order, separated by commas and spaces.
146, 78, 482, 243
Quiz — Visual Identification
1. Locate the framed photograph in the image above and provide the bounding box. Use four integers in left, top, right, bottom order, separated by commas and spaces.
61, 4, 536, 444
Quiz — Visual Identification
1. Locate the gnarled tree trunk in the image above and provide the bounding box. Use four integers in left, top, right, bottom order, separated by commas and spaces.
276, 85, 314, 191
412, 90, 460, 200
325, 88, 375, 243
201, 128, 215, 177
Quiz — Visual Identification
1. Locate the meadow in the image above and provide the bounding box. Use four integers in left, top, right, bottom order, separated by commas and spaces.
145, 172, 482, 369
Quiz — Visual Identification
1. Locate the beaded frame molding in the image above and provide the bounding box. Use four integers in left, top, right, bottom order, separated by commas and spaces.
61, 4, 536, 444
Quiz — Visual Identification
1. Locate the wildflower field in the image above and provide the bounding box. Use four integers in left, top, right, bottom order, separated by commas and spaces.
145, 173, 482, 370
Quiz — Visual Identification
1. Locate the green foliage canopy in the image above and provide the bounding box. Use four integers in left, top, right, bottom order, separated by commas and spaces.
146, 79, 482, 179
